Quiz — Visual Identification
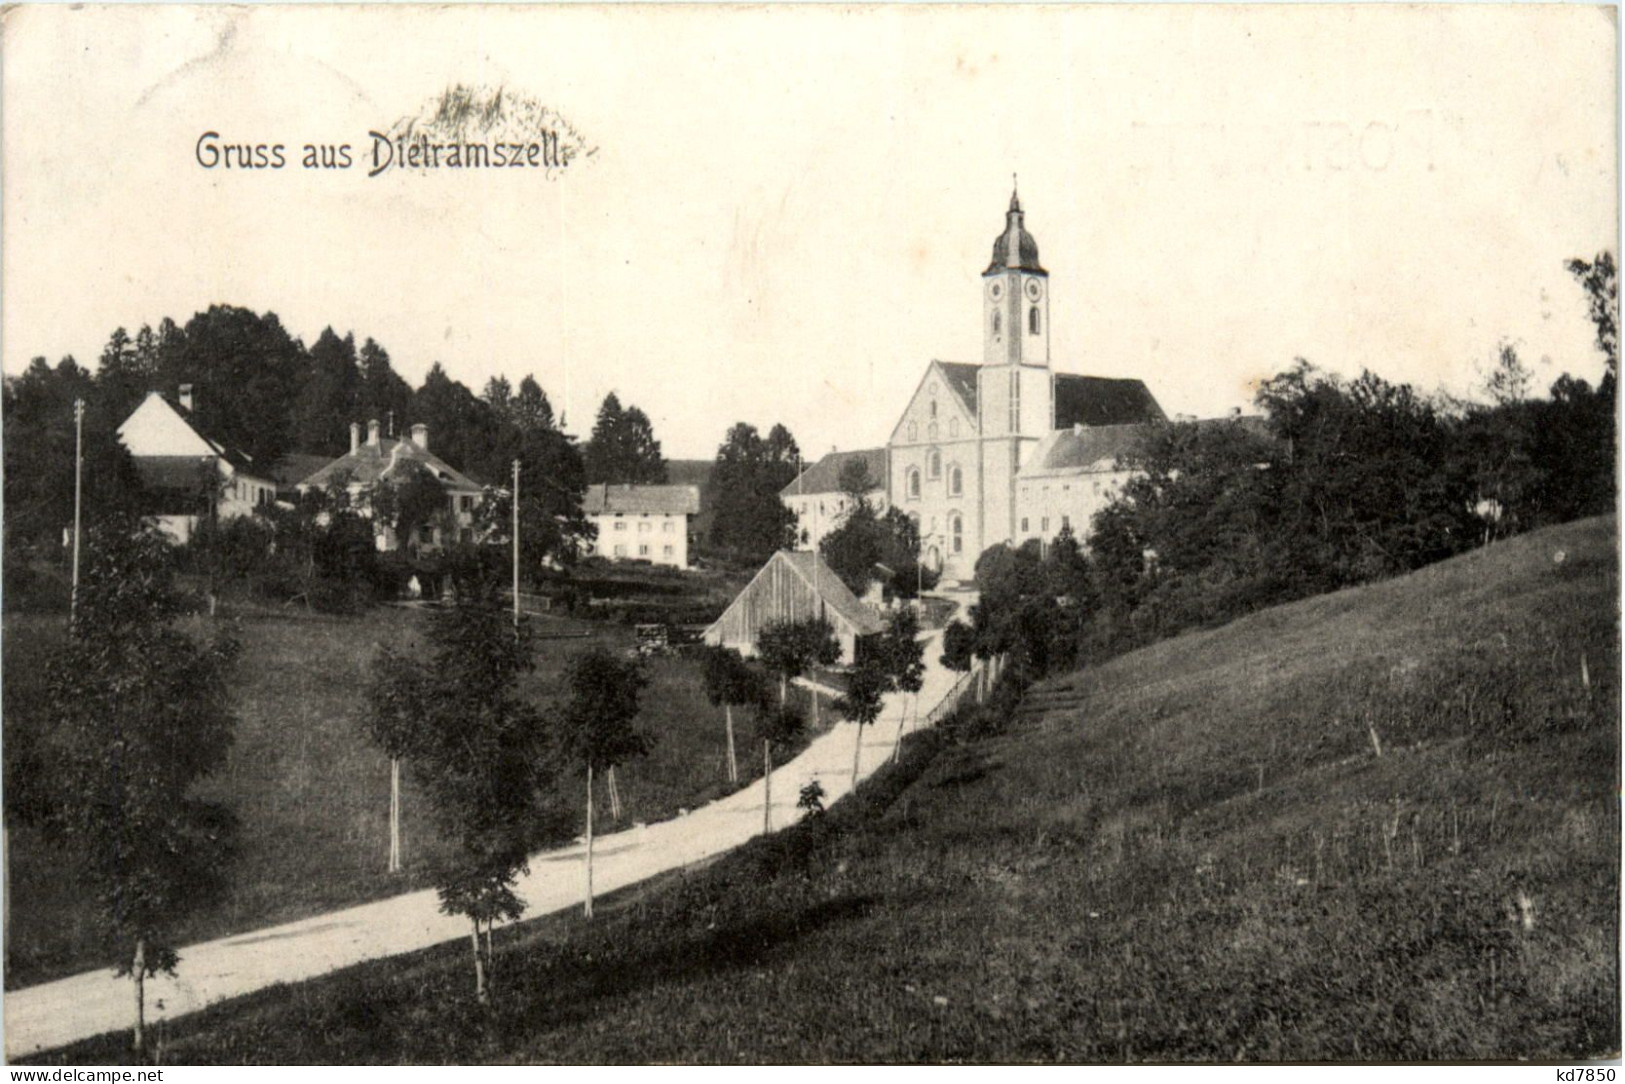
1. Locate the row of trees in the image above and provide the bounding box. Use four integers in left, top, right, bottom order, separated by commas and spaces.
7, 301, 826, 598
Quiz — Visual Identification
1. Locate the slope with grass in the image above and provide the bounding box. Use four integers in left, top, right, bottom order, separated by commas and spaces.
33, 516, 1618, 1063
4, 601, 816, 991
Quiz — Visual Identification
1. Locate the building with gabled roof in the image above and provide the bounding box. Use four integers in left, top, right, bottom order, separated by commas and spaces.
116, 386, 278, 544
297, 419, 485, 552
582, 483, 701, 569
780, 447, 889, 553
879, 188, 1172, 581
703, 549, 886, 664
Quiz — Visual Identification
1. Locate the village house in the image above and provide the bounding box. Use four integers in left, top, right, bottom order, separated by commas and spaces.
296, 419, 484, 552
703, 549, 886, 665
116, 385, 278, 545
582, 483, 701, 570
780, 447, 889, 553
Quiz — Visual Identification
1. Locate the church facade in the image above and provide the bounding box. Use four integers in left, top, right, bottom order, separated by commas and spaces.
785, 190, 1170, 583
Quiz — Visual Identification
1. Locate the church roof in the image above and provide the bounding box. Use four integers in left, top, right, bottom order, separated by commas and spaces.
1020, 415, 1272, 478
985, 188, 1045, 275
935, 361, 981, 418
1053, 375, 1167, 428
780, 448, 887, 498
1020, 424, 1158, 477
583, 483, 700, 515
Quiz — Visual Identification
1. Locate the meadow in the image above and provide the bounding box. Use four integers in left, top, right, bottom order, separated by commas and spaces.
25, 516, 1619, 1062
3, 597, 818, 990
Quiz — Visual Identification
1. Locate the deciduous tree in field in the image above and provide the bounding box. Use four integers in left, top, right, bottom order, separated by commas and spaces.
757, 617, 840, 708
700, 644, 766, 786
364, 588, 561, 1004
755, 700, 804, 833
561, 647, 651, 919
878, 607, 925, 761
835, 644, 892, 788
33, 519, 240, 1055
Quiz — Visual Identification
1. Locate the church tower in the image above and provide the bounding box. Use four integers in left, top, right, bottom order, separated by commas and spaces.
982, 188, 1051, 370
978, 187, 1054, 442
976, 185, 1056, 551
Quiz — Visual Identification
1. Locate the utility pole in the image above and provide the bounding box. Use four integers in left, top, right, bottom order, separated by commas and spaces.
511, 459, 521, 629
70, 398, 85, 633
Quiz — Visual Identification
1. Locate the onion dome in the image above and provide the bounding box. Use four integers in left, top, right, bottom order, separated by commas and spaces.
986, 186, 1045, 274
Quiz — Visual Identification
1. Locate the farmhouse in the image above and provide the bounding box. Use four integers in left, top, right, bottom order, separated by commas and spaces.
116, 385, 278, 544
583, 484, 700, 569
703, 549, 886, 665
297, 419, 484, 552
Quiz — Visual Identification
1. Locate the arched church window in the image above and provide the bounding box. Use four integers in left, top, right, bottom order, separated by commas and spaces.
907, 468, 920, 500
992, 311, 1001, 336
948, 465, 962, 496
950, 514, 963, 554
929, 400, 938, 419
927, 449, 941, 480
1029, 306, 1041, 335
949, 417, 959, 438
907, 421, 917, 442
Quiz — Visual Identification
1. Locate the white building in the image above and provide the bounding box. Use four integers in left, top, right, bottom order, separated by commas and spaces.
297, 420, 485, 552
116, 386, 278, 544
780, 447, 889, 553
583, 484, 701, 569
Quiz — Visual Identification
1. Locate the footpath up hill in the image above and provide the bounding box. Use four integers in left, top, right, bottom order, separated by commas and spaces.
39, 516, 1619, 1063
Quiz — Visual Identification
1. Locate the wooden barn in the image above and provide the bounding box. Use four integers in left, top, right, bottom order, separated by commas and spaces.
703, 550, 886, 664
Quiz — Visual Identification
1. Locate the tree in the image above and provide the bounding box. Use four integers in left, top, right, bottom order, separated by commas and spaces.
166, 305, 305, 466
755, 700, 804, 833
877, 607, 925, 761
757, 617, 840, 707
1566, 250, 1617, 385
363, 590, 559, 1004
1479, 340, 1535, 407
387, 464, 451, 551
709, 422, 800, 560
584, 393, 668, 485
701, 645, 766, 785
292, 328, 361, 456
3, 356, 146, 552
358, 337, 414, 437
34, 519, 239, 1053
560, 647, 651, 918
820, 461, 935, 599
835, 645, 892, 788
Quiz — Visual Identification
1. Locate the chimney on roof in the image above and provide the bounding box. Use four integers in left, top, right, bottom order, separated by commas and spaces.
410, 423, 429, 450
350, 422, 361, 453
368, 419, 381, 446
1230, 406, 1243, 417
1072, 423, 1084, 436
179, 384, 194, 412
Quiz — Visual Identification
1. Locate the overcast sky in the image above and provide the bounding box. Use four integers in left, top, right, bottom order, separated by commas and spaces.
3, 5, 1616, 460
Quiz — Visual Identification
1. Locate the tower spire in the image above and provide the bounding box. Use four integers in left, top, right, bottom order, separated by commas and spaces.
1009, 173, 1021, 214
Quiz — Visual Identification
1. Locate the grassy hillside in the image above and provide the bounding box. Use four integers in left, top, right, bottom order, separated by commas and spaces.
36, 516, 1618, 1063
4, 600, 820, 990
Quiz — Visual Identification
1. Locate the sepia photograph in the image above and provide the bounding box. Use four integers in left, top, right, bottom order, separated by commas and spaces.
0, 2, 1618, 1066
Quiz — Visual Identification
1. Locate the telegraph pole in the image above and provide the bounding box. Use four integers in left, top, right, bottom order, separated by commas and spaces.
511, 459, 521, 629
70, 398, 85, 633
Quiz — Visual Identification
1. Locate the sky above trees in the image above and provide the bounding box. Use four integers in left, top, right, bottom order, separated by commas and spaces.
3, 5, 1615, 459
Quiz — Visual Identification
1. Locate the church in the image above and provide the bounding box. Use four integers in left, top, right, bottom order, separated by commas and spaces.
784, 189, 1173, 583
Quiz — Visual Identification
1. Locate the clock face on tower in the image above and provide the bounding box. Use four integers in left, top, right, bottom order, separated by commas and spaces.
1025, 279, 1043, 302
987, 280, 1004, 301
